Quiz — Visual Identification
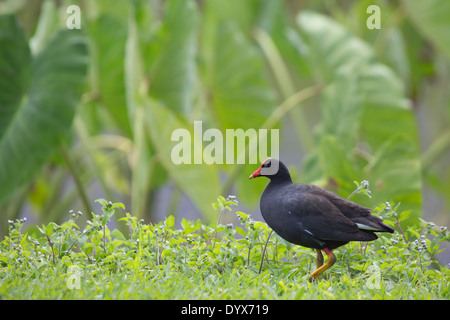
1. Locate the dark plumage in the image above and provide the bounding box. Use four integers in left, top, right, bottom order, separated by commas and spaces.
249, 158, 394, 280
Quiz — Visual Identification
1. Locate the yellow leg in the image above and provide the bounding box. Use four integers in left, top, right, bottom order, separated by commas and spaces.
308, 248, 336, 281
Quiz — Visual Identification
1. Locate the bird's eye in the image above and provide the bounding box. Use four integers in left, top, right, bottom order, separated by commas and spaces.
263, 160, 271, 168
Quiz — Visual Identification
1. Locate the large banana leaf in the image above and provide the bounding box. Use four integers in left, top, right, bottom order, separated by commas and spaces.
145, 99, 222, 222
0, 16, 30, 138
296, 12, 422, 219
89, 14, 130, 135
201, 9, 279, 206
123, 0, 221, 221
147, 0, 199, 116
207, 22, 277, 130
0, 16, 88, 205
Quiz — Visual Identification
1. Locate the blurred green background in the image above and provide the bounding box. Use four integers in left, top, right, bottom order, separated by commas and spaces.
0, 0, 449, 259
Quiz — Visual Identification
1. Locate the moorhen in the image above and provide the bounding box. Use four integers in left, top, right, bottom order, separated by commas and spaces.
249, 158, 394, 280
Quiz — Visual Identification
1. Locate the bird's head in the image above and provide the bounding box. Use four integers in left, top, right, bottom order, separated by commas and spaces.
249, 158, 280, 179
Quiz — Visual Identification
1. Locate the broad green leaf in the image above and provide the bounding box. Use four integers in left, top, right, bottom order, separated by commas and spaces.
202, 0, 256, 35
147, 0, 199, 116
138, 0, 219, 222
318, 135, 359, 189
403, 0, 450, 60
359, 63, 417, 148
202, 21, 278, 206
165, 215, 175, 228
0, 15, 30, 138
297, 11, 373, 83
318, 68, 365, 152
295, 12, 421, 217
125, 4, 154, 219
254, 221, 270, 231
201, 0, 255, 79
206, 22, 277, 130
89, 14, 130, 134
0, 23, 88, 205
110, 228, 126, 240
236, 227, 247, 237
145, 98, 221, 223
365, 135, 421, 220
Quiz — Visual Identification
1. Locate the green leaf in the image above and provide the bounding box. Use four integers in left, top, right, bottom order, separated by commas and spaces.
254, 221, 270, 231
19, 233, 28, 247
89, 14, 130, 134
161, 249, 175, 259
398, 210, 412, 223
133, 232, 142, 279
0, 15, 30, 138
37, 225, 45, 235
318, 135, 359, 185
124, 4, 158, 219
236, 227, 247, 237
95, 199, 125, 226
145, 98, 221, 223
297, 11, 373, 83
0, 23, 88, 205
60, 222, 79, 231
201, 11, 279, 206
147, 0, 199, 116
206, 22, 277, 130
318, 70, 365, 152
295, 12, 422, 217
165, 215, 175, 228
95, 198, 108, 208
403, 0, 450, 60
358, 64, 416, 149
110, 228, 126, 240
365, 135, 421, 221
43, 222, 58, 235
181, 218, 195, 235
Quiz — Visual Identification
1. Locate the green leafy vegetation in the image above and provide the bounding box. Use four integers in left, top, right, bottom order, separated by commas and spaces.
0, 0, 449, 300
0, 16, 88, 205
1, 195, 448, 299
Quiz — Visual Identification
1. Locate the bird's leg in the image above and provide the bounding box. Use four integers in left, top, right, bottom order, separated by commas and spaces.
315, 249, 324, 269
308, 248, 336, 281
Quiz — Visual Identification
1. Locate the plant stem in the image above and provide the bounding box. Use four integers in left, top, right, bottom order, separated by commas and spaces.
103, 227, 106, 252
212, 207, 225, 250
259, 230, 273, 274
66, 228, 89, 254
45, 234, 56, 265
79, 241, 93, 264
347, 186, 361, 200
395, 217, 409, 244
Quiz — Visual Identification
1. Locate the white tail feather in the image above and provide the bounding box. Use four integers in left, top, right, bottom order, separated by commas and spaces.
356, 223, 382, 232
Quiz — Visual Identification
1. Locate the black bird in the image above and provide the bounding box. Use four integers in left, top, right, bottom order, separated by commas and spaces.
249, 158, 394, 280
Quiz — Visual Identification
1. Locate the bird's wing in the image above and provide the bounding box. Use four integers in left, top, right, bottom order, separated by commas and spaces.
285, 191, 371, 242
299, 184, 394, 233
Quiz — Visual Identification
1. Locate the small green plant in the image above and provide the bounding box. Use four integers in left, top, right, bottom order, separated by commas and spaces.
0, 193, 449, 299
348, 180, 372, 199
